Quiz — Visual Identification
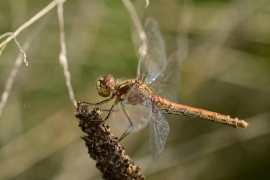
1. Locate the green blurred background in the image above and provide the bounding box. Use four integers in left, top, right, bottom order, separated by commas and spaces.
0, 0, 270, 179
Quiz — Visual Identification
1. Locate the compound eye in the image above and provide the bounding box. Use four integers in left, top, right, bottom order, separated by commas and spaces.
96, 75, 115, 97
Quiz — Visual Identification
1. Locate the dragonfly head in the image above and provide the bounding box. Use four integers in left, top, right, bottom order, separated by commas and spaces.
96, 75, 115, 97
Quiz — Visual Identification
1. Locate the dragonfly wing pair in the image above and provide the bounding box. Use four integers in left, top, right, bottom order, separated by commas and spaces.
117, 18, 181, 162
138, 18, 181, 102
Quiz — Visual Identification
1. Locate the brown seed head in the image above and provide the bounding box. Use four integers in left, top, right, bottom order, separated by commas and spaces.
75, 101, 145, 180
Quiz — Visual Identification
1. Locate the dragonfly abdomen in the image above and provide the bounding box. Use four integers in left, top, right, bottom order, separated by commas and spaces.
151, 95, 249, 129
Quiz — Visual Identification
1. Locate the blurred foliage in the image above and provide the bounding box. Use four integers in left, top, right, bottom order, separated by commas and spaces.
0, 0, 270, 179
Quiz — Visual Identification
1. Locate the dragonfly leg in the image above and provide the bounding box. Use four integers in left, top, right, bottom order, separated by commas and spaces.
82, 95, 115, 106
118, 103, 134, 142
103, 102, 117, 121
81, 96, 116, 121
87, 101, 117, 122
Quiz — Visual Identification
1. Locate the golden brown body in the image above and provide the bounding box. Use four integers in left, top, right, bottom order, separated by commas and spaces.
113, 78, 248, 129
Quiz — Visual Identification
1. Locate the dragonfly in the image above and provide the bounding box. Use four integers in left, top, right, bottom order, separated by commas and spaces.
85, 17, 249, 162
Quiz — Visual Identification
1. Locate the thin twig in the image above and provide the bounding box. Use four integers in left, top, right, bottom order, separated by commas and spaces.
122, 0, 148, 77
0, 15, 49, 116
75, 102, 145, 180
0, 33, 27, 66
57, 1, 77, 107
0, 33, 12, 56
0, 32, 13, 40
13, 37, 27, 66
0, 0, 65, 50
145, 0, 149, 8
122, 0, 146, 41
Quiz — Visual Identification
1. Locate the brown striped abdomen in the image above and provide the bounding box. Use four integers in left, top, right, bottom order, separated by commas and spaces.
151, 95, 249, 129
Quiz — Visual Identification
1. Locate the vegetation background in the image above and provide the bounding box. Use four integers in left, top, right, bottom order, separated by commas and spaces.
0, 0, 270, 179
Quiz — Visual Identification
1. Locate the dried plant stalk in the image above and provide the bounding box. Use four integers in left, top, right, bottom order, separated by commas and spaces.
75, 101, 145, 180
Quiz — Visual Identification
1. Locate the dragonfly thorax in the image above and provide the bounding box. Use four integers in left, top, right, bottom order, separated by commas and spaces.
96, 75, 115, 97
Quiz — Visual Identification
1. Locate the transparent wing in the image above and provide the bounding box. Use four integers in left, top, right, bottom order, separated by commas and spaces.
148, 52, 181, 102
137, 18, 167, 85
113, 86, 152, 133
149, 105, 170, 164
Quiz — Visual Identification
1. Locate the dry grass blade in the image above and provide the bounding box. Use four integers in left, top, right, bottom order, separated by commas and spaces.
75, 102, 145, 180
0, 15, 49, 116
122, 0, 146, 41
57, 1, 77, 107
0, 0, 65, 49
